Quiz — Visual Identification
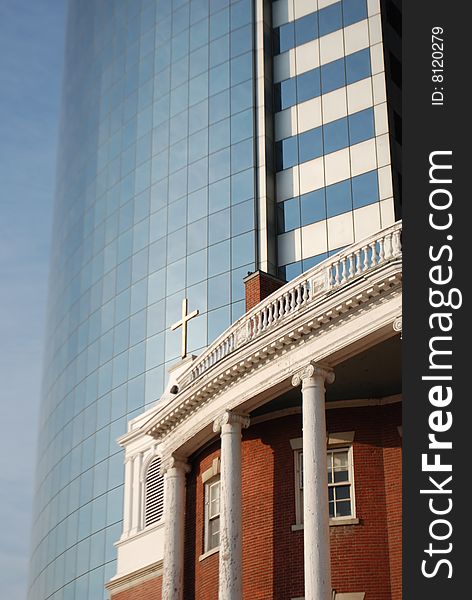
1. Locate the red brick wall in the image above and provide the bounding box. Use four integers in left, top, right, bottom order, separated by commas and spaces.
115, 404, 402, 600
244, 271, 286, 311
110, 574, 162, 600
184, 404, 402, 600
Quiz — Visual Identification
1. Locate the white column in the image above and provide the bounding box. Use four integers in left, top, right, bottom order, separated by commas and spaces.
292, 364, 335, 600
162, 455, 190, 600
213, 411, 250, 600
129, 452, 143, 535
121, 456, 133, 538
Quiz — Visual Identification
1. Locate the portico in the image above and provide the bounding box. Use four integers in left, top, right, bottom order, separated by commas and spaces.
108, 222, 402, 600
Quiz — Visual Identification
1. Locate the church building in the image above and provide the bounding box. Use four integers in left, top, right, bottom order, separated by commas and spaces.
106, 222, 402, 600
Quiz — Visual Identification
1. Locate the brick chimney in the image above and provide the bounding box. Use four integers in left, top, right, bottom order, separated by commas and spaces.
243, 270, 286, 312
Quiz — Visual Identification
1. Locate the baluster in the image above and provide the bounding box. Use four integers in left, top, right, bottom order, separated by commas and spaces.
369, 242, 377, 268
267, 303, 273, 326
272, 299, 279, 322
334, 261, 341, 285
290, 288, 296, 310
378, 237, 385, 263
355, 249, 362, 275
362, 245, 369, 271
300, 281, 308, 305
384, 233, 393, 260
392, 230, 401, 255
283, 292, 290, 315
341, 257, 348, 284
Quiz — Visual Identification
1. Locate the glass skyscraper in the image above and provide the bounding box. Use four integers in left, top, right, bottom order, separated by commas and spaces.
28, 1, 401, 599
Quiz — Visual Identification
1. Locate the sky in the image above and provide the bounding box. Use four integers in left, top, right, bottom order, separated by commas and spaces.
0, 1, 66, 598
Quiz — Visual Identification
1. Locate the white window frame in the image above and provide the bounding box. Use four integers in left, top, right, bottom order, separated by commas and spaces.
291, 432, 357, 528
204, 476, 221, 554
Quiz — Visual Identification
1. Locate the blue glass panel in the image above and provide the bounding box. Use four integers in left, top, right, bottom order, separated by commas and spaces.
190, 19, 208, 50
303, 252, 328, 271
209, 208, 231, 244
210, 89, 230, 123
208, 305, 231, 340
321, 58, 345, 94
346, 48, 371, 85
298, 127, 323, 163
326, 179, 352, 217
297, 69, 321, 104
319, 2, 343, 37
276, 21, 295, 54
231, 230, 254, 268
210, 35, 230, 67
231, 199, 254, 235
231, 169, 253, 204
209, 239, 231, 276
231, 0, 252, 29
295, 13, 318, 46
276, 77, 297, 111
343, 0, 367, 27
352, 170, 379, 208
348, 108, 375, 145
209, 178, 230, 212
210, 8, 230, 40
208, 272, 231, 309
300, 189, 327, 225
186, 248, 208, 285
276, 136, 298, 171
323, 117, 349, 154
231, 51, 252, 86
231, 109, 253, 144
278, 197, 300, 233
284, 260, 303, 281
210, 62, 230, 95
231, 79, 252, 113
231, 24, 252, 58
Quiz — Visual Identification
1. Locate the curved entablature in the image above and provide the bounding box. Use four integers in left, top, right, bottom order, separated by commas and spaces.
141, 221, 402, 443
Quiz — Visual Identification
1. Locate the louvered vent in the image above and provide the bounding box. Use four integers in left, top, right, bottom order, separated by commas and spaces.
144, 457, 164, 527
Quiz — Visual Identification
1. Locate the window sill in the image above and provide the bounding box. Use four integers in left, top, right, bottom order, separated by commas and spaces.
199, 546, 220, 562
291, 517, 360, 531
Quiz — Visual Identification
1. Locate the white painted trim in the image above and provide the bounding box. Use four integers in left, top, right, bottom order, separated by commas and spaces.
201, 457, 220, 483
198, 546, 220, 562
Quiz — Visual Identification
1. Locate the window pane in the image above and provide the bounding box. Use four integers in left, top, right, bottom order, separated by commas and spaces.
278, 197, 300, 233
300, 189, 326, 225
326, 179, 352, 217
299, 127, 323, 163
352, 170, 379, 208
323, 117, 349, 155
349, 108, 375, 145
275, 22, 295, 54
295, 13, 318, 46
319, 3, 343, 37
343, 0, 368, 27
346, 48, 371, 85
321, 58, 345, 94
276, 78, 297, 111
336, 500, 351, 516
297, 69, 321, 104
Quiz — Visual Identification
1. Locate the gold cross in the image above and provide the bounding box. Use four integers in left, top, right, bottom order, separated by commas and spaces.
171, 298, 199, 359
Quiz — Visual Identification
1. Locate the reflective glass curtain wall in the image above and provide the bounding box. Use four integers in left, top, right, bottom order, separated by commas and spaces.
28, 1, 256, 599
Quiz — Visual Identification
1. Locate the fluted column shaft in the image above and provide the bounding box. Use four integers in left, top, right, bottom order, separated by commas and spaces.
162, 456, 190, 600
213, 411, 250, 600
292, 364, 335, 600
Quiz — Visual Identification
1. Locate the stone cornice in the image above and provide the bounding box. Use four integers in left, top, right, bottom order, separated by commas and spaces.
144, 263, 401, 441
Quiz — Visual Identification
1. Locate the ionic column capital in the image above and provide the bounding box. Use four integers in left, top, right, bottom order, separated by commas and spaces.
291, 363, 335, 388
213, 410, 250, 433
161, 454, 191, 476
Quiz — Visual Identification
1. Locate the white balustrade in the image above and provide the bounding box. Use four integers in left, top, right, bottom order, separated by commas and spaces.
184, 222, 402, 384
